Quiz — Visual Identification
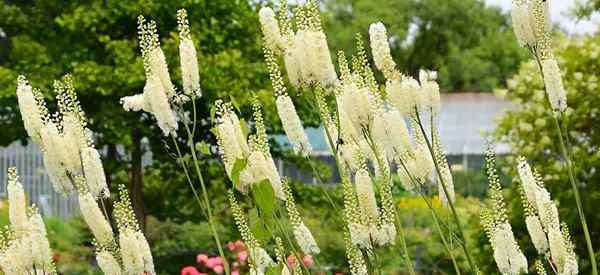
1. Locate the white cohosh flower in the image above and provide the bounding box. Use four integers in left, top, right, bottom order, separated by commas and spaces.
81, 147, 109, 198
243, 151, 284, 199
216, 111, 250, 178
61, 113, 84, 173
79, 192, 114, 246
276, 95, 312, 156
369, 22, 397, 80
0, 237, 31, 274
304, 30, 338, 87
16, 76, 43, 144
548, 227, 568, 272
355, 169, 380, 225
397, 156, 418, 191
28, 213, 52, 270
374, 223, 397, 246
525, 215, 549, 255
529, 0, 552, 43
413, 142, 434, 181
283, 31, 305, 87
120, 94, 149, 112
147, 47, 176, 99
419, 70, 441, 113
437, 164, 455, 206
293, 222, 320, 255
491, 222, 528, 275
179, 37, 201, 96
259, 7, 285, 53
535, 187, 560, 231
284, 30, 337, 87
7, 173, 27, 231
40, 122, 73, 194
120, 229, 155, 275
511, 0, 536, 47
387, 77, 421, 116
348, 223, 372, 249
517, 157, 538, 207
96, 251, 123, 275
144, 73, 179, 136
338, 82, 373, 134
541, 58, 567, 113
249, 247, 276, 274
372, 109, 412, 161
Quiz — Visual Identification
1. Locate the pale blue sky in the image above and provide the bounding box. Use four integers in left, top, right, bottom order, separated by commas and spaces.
484, 0, 599, 35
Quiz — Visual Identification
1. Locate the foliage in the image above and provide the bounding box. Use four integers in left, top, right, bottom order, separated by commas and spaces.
322, 0, 528, 92
493, 34, 600, 273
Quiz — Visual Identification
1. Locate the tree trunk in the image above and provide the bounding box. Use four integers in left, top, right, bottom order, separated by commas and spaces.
130, 128, 146, 232
103, 143, 119, 220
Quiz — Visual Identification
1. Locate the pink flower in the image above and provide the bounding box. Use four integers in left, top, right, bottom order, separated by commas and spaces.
181, 266, 201, 275
205, 257, 223, 268
234, 240, 245, 249
303, 255, 314, 268
237, 251, 248, 262
213, 265, 224, 274
227, 242, 236, 251
232, 271, 240, 275
287, 255, 296, 266
196, 254, 209, 265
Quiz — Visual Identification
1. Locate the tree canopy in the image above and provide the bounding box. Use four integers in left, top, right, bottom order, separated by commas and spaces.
323, 0, 528, 92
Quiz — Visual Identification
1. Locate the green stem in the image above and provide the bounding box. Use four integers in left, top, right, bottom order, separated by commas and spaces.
414, 111, 477, 273
531, 52, 597, 275
181, 122, 231, 275
431, 210, 462, 275
393, 206, 417, 275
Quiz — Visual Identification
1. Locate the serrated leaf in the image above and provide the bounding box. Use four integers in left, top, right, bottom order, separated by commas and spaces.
231, 158, 247, 186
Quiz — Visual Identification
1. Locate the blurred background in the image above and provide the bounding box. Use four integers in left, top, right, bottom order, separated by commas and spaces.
0, 0, 599, 274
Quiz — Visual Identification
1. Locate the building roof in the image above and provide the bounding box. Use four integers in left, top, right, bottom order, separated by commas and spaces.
277, 92, 512, 156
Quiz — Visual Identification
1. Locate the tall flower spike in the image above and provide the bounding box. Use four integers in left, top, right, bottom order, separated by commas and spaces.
274, 237, 293, 275
78, 190, 115, 246
529, 0, 553, 58
369, 22, 399, 81
259, 7, 285, 54
511, 0, 536, 47
96, 250, 123, 275
387, 76, 420, 116
81, 147, 109, 198
344, 231, 369, 275
541, 58, 567, 114
16, 76, 44, 144
481, 148, 528, 275
354, 167, 380, 230
264, 47, 312, 155
177, 9, 201, 97
519, 186, 549, 255
251, 99, 284, 198
419, 70, 441, 114
282, 179, 320, 255
114, 185, 155, 274
228, 190, 275, 273
7, 167, 27, 231
372, 109, 412, 162
138, 16, 175, 99
343, 178, 371, 249
432, 126, 455, 206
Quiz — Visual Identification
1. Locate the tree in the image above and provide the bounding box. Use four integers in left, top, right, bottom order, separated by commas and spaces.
0, 0, 269, 229
493, 35, 600, 273
322, 0, 528, 92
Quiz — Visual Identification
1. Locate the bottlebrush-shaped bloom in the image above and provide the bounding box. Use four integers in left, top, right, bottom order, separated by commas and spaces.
79, 191, 114, 246
510, 0, 535, 47
369, 22, 398, 81
259, 7, 285, 54
177, 9, 201, 97
541, 58, 567, 113
96, 250, 123, 275
16, 76, 44, 144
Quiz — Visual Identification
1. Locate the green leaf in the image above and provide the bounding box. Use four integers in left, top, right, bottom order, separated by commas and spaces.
231, 158, 248, 186
251, 179, 275, 221
195, 141, 211, 155
249, 209, 270, 243
240, 118, 249, 139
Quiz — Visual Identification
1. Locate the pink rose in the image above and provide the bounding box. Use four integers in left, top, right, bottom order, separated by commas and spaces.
303, 255, 314, 268
232, 271, 240, 275
205, 257, 222, 268
237, 250, 248, 262
213, 265, 224, 274
196, 254, 209, 265
181, 266, 201, 275
227, 242, 236, 251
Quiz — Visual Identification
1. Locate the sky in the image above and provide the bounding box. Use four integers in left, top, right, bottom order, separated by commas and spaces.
485, 0, 599, 35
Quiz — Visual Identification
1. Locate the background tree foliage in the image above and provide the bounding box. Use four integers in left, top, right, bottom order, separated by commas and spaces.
490, 35, 600, 273
322, 0, 528, 92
